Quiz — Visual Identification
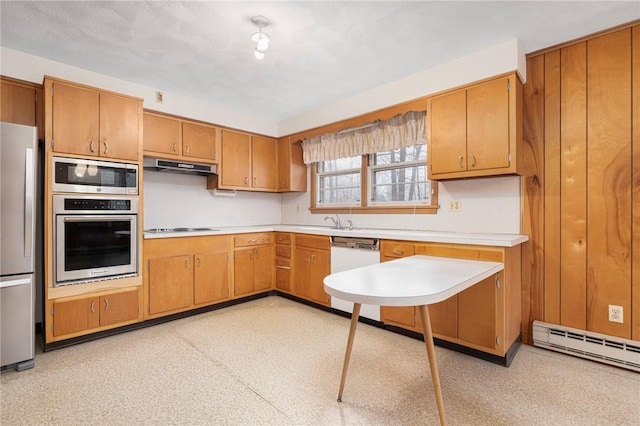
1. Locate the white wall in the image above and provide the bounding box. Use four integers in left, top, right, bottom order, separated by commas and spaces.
2, 41, 525, 234
143, 171, 281, 229
279, 38, 525, 235
0, 47, 277, 136
282, 173, 522, 234
279, 38, 526, 136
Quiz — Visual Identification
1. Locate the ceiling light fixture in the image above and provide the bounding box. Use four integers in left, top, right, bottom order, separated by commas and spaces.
250, 15, 270, 60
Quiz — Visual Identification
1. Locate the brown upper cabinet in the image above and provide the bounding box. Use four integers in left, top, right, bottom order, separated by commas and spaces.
277, 137, 307, 192
215, 129, 277, 191
427, 73, 522, 180
143, 111, 218, 163
1, 76, 44, 140
45, 78, 142, 162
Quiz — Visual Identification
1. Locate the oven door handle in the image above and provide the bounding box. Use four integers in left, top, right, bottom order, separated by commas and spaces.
62, 215, 136, 222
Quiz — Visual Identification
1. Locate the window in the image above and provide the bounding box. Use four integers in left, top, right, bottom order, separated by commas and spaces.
369, 145, 430, 205
316, 156, 361, 206
304, 109, 438, 213
312, 144, 436, 213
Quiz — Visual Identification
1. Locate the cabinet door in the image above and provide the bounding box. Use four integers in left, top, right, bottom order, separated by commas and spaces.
51, 81, 99, 157
148, 255, 193, 315
429, 89, 467, 175
253, 245, 273, 291
221, 130, 251, 188
251, 135, 277, 190
277, 137, 291, 191
99, 92, 140, 161
183, 122, 216, 161
100, 290, 139, 327
381, 306, 417, 329
428, 297, 457, 338
52, 297, 100, 337
1, 79, 36, 126
294, 248, 312, 299
458, 273, 498, 349
143, 112, 181, 155
379, 248, 419, 330
308, 249, 330, 304
466, 77, 510, 171
233, 248, 255, 296
275, 268, 291, 292
194, 252, 229, 305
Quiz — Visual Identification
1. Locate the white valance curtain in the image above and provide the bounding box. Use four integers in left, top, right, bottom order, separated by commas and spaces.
301, 110, 426, 165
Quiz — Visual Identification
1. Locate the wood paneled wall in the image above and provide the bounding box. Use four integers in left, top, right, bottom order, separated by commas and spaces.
521, 23, 639, 344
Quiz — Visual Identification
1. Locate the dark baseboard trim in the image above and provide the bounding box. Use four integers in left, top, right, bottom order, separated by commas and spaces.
43, 292, 271, 352
43, 290, 522, 366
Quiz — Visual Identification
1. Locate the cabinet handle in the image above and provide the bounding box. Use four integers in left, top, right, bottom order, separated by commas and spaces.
184, 258, 189, 268
196, 256, 201, 267
185, 144, 190, 154
392, 249, 404, 256
471, 155, 476, 168
104, 298, 109, 311
173, 143, 177, 153
89, 140, 96, 153
253, 177, 257, 185
311, 254, 316, 264
245, 177, 249, 185
254, 249, 259, 259
458, 155, 464, 169
90, 300, 95, 313
305, 253, 310, 263
103, 141, 109, 154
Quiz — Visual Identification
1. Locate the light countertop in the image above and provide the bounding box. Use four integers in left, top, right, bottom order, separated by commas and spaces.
144, 225, 528, 247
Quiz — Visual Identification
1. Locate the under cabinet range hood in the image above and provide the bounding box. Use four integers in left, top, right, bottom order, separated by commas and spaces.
143, 158, 217, 175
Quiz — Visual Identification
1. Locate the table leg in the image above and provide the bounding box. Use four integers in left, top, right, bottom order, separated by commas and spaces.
418, 304, 446, 426
337, 302, 361, 402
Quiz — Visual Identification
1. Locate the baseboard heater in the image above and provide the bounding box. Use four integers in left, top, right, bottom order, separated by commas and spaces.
533, 321, 640, 372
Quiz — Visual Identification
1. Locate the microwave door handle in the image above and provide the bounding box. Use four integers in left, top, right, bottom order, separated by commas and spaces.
24, 147, 34, 258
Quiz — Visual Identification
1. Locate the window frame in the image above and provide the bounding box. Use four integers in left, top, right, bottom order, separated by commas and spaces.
310, 151, 438, 214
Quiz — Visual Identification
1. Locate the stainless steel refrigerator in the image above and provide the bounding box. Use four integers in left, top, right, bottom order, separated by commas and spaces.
1, 122, 37, 371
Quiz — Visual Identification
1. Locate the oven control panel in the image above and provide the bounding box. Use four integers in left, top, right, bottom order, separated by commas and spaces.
64, 198, 132, 211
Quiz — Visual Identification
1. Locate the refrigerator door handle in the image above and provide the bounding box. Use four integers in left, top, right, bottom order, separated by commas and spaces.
0, 277, 31, 289
24, 147, 34, 258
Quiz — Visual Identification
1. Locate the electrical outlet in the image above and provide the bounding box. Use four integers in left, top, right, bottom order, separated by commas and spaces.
608, 305, 623, 323
448, 200, 461, 212
155, 91, 164, 103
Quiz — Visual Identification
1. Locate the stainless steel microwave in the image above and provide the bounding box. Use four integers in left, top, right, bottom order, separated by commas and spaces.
52, 157, 138, 195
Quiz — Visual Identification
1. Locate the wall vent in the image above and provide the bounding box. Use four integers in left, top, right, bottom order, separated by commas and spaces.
533, 321, 640, 372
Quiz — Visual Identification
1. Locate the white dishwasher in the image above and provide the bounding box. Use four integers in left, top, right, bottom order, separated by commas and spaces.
330, 236, 380, 321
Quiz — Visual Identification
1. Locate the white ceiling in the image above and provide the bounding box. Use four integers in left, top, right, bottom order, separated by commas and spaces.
1, 1, 638, 122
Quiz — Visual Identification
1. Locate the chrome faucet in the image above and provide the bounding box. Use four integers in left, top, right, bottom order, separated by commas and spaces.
324, 215, 341, 229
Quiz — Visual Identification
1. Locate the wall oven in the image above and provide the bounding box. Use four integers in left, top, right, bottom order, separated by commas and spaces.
53, 195, 138, 286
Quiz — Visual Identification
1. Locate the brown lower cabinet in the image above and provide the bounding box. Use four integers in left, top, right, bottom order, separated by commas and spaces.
380, 240, 521, 358
233, 233, 274, 297
144, 235, 231, 319
51, 288, 140, 337
293, 234, 330, 306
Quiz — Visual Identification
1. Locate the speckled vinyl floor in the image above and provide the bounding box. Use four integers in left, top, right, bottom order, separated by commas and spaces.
2, 296, 639, 425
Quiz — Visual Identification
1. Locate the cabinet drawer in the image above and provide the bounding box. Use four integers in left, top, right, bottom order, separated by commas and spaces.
381, 242, 415, 258
275, 232, 291, 245
275, 258, 291, 269
275, 245, 291, 258
295, 234, 329, 251
234, 233, 272, 247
